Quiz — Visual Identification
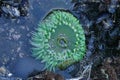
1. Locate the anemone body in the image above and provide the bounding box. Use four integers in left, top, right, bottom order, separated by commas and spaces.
31, 10, 86, 71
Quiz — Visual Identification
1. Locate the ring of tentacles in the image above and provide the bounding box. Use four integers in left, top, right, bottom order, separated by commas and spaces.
31, 9, 86, 71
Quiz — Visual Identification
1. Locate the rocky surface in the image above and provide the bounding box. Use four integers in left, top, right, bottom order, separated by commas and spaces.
0, 0, 72, 79
0, 0, 120, 80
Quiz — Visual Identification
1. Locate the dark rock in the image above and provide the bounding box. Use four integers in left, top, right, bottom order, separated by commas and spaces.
0, 0, 29, 18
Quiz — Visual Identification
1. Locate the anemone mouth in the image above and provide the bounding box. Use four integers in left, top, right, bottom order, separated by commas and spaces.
31, 9, 86, 71
49, 24, 77, 53
57, 36, 68, 48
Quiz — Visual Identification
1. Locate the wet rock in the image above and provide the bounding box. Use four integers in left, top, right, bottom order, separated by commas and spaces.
0, 68, 22, 80
91, 56, 120, 80
0, 76, 22, 80
70, 0, 120, 79
0, 66, 12, 77
0, 0, 29, 18
27, 70, 65, 80
1, 5, 20, 17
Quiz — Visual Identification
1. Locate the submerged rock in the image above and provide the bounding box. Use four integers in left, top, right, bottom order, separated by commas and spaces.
27, 70, 65, 80
0, 0, 29, 18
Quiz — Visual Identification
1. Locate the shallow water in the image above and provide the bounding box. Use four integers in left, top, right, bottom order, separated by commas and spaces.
0, 0, 72, 79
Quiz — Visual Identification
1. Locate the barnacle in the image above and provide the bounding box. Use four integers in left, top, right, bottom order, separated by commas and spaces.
31, 9, 86, 71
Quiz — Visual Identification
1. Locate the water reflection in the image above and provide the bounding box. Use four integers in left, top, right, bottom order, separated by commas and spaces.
0, 0, 72, 78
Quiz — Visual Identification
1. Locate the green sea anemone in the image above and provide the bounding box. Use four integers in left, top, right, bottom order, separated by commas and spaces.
31, 9, 86, 71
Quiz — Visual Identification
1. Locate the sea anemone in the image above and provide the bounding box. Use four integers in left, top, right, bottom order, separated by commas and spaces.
31, 9, 86, 71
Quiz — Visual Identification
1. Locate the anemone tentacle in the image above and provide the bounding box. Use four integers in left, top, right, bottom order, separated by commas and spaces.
31, 9, 86, 71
